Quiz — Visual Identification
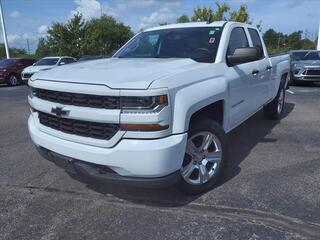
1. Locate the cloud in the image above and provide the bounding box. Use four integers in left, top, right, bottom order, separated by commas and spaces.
38, 25, 48, 35
138, 2, 181, 30
9, 10, 20, 18
70, 0, 101, 19
116, 0, 162, 11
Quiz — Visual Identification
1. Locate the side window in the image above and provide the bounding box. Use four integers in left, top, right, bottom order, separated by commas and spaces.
227, 27, 249, 56
59, 58, 66, 65
248, 28, 264, 59
67, 58, 76, 63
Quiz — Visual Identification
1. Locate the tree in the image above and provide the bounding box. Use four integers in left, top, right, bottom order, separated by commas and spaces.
0, 44, 28, 59
35, 38, 51, 58
229, 5, 250, 23
263, 28, 316, 54
83, 15, 133, 56
177, 2, 254, 26
36, 14, 133, 58
46, 14, 86, 58
191, 6, 213, 22
176, 15, 190, 23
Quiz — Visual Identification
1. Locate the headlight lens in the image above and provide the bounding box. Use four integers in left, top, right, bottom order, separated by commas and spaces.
28, 87, 37, 99
121, 95, 168, 113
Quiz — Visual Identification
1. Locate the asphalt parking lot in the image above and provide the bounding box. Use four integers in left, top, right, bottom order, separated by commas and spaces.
1, 83, 320, 240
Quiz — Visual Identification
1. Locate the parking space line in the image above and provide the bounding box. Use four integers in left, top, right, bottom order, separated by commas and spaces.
286, 89, 295, 95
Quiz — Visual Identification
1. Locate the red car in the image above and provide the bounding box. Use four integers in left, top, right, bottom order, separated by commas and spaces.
0, 58, 36, 86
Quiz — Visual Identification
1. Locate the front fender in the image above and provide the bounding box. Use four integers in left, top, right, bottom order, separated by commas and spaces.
171, 77, 228, 134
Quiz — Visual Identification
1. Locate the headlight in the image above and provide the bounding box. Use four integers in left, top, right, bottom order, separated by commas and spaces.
121, 95, 168, 113
28, 87, 37, 99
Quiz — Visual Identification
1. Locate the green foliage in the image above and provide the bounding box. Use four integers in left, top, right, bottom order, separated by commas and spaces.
176, 15, 190, 23
263, 28, 316, 54
229, 5, 250, 23
0, 43, 28, 59
82, 15, 133, 56
35, 14, 133, 59
191, 6, 213, 22
35, 38, 51, 58
180, 2, 249, 23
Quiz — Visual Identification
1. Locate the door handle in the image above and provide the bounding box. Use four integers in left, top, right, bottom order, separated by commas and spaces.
266, 66, 272, 70
252, 69, 259, 75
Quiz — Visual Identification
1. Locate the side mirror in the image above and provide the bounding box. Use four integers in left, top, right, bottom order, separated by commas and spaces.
32, 63, 36, 66
59, 61, 66, 65
227, 47, 259, 66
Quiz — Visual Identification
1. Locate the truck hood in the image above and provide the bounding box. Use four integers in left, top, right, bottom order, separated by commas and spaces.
24, 65, 56, 73
32, 58, 199, 89
292, 60, 320, 68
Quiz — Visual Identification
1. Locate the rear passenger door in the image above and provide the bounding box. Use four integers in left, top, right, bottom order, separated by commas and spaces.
248, 28, 272, 107
225, 27, 259, 129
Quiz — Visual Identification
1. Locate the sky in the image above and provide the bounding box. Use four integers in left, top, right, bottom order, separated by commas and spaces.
1, 0, 320, 53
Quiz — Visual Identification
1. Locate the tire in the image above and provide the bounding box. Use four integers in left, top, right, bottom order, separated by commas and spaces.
179, 118, 227, 195
263, 83, 285, 120
7, 74, 19, 86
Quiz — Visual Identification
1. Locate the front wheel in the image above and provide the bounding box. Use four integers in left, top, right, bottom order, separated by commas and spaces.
263, 84, 285, 120
179, 118, 227, 195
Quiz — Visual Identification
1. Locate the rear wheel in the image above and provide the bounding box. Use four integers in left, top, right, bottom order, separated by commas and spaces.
179, 118, 227, 195
263, 83, 285, 120
7, 74, 19, 86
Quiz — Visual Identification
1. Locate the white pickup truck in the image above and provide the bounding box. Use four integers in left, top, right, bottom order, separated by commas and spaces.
28, 21, 290, 194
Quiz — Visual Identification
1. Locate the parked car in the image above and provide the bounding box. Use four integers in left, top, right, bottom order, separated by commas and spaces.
289, 50, 320, 84
21, 56, 76, 82
28, 22, 290, 194
0, 58, 36, 86
78, 55, 105, 61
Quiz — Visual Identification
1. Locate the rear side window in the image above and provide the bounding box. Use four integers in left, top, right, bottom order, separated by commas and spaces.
227, 27, 249, 56
248, 28, 264, 59
67, 58, 76, 63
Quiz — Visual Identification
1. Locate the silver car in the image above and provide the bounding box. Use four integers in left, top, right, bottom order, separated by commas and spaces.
290, 50, 320, 84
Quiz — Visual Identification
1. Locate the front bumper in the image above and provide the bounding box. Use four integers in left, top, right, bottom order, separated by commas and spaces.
28, 115, 187, 183
36, 146, 181, 187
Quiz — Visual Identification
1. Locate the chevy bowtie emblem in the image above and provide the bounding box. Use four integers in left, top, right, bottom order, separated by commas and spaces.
51, 106, 69, 117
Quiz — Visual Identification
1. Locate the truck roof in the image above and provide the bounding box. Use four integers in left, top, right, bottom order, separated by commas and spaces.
144, 21, 258, 32
145, 21, 227, 32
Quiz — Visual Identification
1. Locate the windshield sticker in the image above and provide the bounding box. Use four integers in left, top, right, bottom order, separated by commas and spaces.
209, 30, 215, 35
209, 37, 215, 44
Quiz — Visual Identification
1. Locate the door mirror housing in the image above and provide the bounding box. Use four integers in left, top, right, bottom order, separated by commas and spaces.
227, 47, 259, 66
59, 61, 66, 65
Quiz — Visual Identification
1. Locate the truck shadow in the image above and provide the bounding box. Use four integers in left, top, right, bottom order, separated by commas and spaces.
70, 103, 295, 207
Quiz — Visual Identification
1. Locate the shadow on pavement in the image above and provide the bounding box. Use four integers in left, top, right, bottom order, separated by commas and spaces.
69, 103, 295, 207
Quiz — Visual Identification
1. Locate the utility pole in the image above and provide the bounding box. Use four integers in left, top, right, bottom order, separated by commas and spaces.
0, 0, 9, 59
277, 35, 281, 49
317, 21, 320, 50
27, 39, 30, 55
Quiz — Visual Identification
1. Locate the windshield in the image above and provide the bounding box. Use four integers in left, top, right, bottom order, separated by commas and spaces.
291, 51, 320, 61
0, 59, 17, 66
35, 58, 59, 66
114, 27, 222, 63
